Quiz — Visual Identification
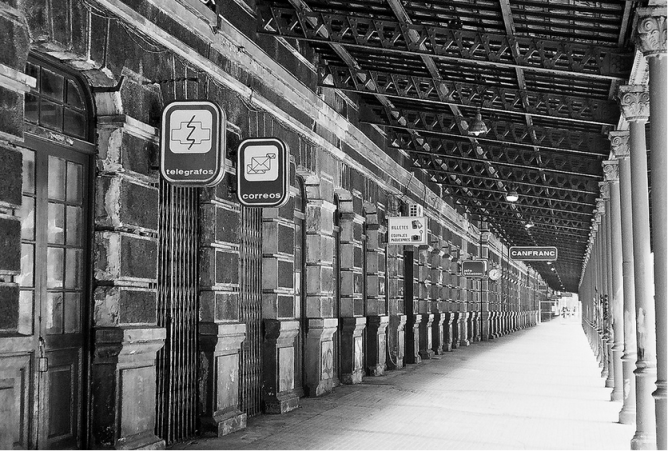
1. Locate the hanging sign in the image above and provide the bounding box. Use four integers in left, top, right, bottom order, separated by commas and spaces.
462, 260, 488, 278
387, 216, 428, 245
160, 100, 226, 186
236, 137, 290, 208
509, 246, 558, 261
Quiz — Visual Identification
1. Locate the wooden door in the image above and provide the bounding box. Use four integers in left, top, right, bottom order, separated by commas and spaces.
19, 136, 92, 448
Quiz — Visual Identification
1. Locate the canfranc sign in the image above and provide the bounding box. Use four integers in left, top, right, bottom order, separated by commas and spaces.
509, 246, 558, 261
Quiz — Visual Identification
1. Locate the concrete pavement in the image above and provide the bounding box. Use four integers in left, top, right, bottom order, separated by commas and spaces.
172, 315, 633, 450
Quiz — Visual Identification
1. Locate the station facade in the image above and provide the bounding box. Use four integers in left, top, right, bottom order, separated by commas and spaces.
0, 0, 552, 448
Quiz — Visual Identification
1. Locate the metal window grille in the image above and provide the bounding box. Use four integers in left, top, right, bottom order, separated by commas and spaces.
239, 206, 263, 416
155, 181, 199, 444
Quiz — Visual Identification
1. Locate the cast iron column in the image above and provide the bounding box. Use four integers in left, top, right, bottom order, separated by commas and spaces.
618, 85, 657, 450
603, 163, 624, 403
610, 130, 638, 425
600, 198, 614, 389
636, 8, 667, 447
596, 204, 609, 381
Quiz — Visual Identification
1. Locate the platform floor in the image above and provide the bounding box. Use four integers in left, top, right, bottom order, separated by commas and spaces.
172, 315, 634, 450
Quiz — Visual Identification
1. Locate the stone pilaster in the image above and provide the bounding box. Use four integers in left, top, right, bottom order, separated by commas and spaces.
199, 174, 248, 433
364, 203, 389, 376
302, 186, 337, 396
92, 115, 166, 449
386, 215, 405, 369
338, 197, 365, 383
260, 203, 301, 412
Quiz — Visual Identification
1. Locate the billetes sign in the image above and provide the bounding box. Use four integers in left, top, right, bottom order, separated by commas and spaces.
387, 216, 428, 245
509, 246, 558, 261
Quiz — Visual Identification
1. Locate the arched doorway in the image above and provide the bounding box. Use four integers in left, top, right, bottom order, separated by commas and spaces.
18, 53, 94, 449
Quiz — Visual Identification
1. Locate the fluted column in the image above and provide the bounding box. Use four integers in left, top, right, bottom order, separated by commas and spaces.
636, 8, 667, 448
603, 161, 624, 404
618, 85, 657, 450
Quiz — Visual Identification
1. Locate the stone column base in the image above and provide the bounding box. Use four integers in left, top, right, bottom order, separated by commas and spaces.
419, 313, 435, 359
92, 327, 166, 449
459, 312, 470, 346
469, 311, 479, 342
366, 316, 389, 376
341, 317, 366, 384
444, 312, 454, 351
451, 312, 460, 348
198, 323, 247, 436
304, 318, 338, 397
431, 312, 447, 354
387, 315, 406, 370
263, 320, 300, 414
406, 314, 422, 364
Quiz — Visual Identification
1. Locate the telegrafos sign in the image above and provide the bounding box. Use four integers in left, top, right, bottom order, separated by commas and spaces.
509, 246, 558, 261
160, 100, 226, 186
387, 217, 428, 246
236, 138, 289, 208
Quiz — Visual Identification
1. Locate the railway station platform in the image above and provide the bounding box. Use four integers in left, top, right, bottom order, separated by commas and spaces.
171, 315, 634, 450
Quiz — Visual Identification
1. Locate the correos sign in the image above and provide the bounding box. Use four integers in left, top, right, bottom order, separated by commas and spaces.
236, 138, 290, 208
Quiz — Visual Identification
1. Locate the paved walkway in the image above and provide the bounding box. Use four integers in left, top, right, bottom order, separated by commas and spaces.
173, 316, 634, 450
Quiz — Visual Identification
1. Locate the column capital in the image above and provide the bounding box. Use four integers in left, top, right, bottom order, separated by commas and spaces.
598, 181, 611, 199
617, 85, 650, 123
602, 160, 619, 183
635, 7, 667, 58
596, 198, 606, 216
608, 130, 630, 159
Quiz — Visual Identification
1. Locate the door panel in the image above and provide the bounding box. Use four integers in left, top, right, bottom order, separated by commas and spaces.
46, 348, 82, 448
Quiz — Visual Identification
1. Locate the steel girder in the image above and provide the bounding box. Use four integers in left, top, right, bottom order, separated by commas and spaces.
390, 131, 604, 176
412, 154, 599, 198
259, 6, 634, 79
320, 64, 620, 125
370, 105, 610, 155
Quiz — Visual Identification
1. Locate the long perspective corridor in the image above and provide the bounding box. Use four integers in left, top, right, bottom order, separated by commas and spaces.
172, 316, 634, 450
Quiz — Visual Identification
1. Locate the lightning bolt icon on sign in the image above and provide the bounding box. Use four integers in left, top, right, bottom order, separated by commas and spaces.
186, 115, 197, 150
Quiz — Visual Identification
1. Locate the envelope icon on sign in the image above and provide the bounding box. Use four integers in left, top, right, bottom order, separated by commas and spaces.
244, 147, 279, 181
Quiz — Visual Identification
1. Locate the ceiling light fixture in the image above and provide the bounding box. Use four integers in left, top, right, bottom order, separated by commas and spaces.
506, 190, 519, 202
524, 220, 535, 229
467, 108, 489, 137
